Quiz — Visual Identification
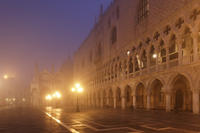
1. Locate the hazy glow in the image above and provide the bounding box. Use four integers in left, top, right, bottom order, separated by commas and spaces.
22, 98, 26, 102
71, 88, 75, 92
153, 54, 157, 58
77, 88, 83, 93
72, 83, 84, 93
127, 51, 130, 55
3, 74, 8, 79
45, 94, 52, 100
54, 91, 61, 99
75, 83, 80, 88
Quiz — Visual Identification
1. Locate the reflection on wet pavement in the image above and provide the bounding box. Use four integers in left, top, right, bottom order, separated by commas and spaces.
44, 107, 200, 133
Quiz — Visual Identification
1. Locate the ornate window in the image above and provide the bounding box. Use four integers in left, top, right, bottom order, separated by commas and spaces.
149, 45, 156, 66
138, 0, 149, 23
182, 27, 193, 57
135, 56, 140, 72
169, 34, 178, 60
159, 40, 166, 63
197, 25, 200, 54
111, 26, 117, 44
141, 50, 147, 69
128, 57, 133, 73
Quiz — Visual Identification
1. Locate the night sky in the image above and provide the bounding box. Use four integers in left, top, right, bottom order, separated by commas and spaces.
0, 0, 112, 86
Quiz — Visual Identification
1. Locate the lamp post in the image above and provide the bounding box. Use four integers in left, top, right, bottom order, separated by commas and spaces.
71, 83, 83, 112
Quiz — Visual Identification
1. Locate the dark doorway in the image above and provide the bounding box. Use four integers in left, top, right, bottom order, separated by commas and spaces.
175, 89, 184, 110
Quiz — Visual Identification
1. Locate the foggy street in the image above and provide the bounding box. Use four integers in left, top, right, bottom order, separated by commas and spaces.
1, 106, 200, 133
1, 0, 200, 133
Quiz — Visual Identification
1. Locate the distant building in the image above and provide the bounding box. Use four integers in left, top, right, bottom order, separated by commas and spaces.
74, 0, 200, 114
30, 58, 73, 107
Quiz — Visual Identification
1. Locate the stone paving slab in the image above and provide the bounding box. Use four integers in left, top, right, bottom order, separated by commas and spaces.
45, 107, 200, 133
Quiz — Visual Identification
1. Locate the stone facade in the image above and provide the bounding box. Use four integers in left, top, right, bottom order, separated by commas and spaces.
30, 58, 73, 107
74, 0, 200, 114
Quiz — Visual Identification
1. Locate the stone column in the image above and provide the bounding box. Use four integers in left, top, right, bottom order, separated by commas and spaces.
114, 97, 117, 109
147, 95, 151, 110
178, 39, 183, 64
193, 89, 199, 114
132, 59, 135, 73
166, 93, 172, 112
147, 54, 150, 72
193, 33, 198, 62
101, 98, 104, 108
132, 94, 136, 109
121, 96, 126, 110
166, 45, 169, 68
106, 96, 109, 106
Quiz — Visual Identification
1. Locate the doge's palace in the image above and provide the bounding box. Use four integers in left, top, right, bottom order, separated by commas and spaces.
74, 0, 200, 114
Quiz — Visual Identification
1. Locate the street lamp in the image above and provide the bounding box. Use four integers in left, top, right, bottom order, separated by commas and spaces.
53, 91, 61, 99
71, 83, 84, 112
45, 94, 52, 101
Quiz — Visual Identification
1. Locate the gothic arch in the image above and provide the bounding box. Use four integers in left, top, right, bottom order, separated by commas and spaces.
115, 87, 121, 108
124, 85, 133, 108
149, 79, 165, 110
168, 72, 193, 90
108, 88, 114, 107
135, 82, 147, 108
169, 74, 193, 111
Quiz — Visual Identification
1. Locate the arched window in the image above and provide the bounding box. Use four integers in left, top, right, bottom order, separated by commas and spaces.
111, 26, 117, 44
169, 34, 178, 60
129, 57, 133, 73
197, 25, 200, 54
149, 45, 156, 66
135, 55, 140, 72
182, 27, 193, 57
119, 62, 122, 72
159, 39, 166, 63
141, 50, 147, 69
138, 0, 149, 23
115, 64, 118, 78
124, 60, 127, 74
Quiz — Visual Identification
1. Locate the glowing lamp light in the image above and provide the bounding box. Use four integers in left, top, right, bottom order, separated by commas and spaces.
71, 88, 76, 92
75, 83, 80, 88
77, 88, 83, 93
127, 51, 130, 56
152, 54, 157, 58
45, 94, 52, 101
55, 91, 61, 98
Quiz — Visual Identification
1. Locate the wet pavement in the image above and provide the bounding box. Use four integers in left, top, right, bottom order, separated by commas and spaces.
46, 107, 200, 133
0, 106, 69, 133
1, 107, 200, 133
